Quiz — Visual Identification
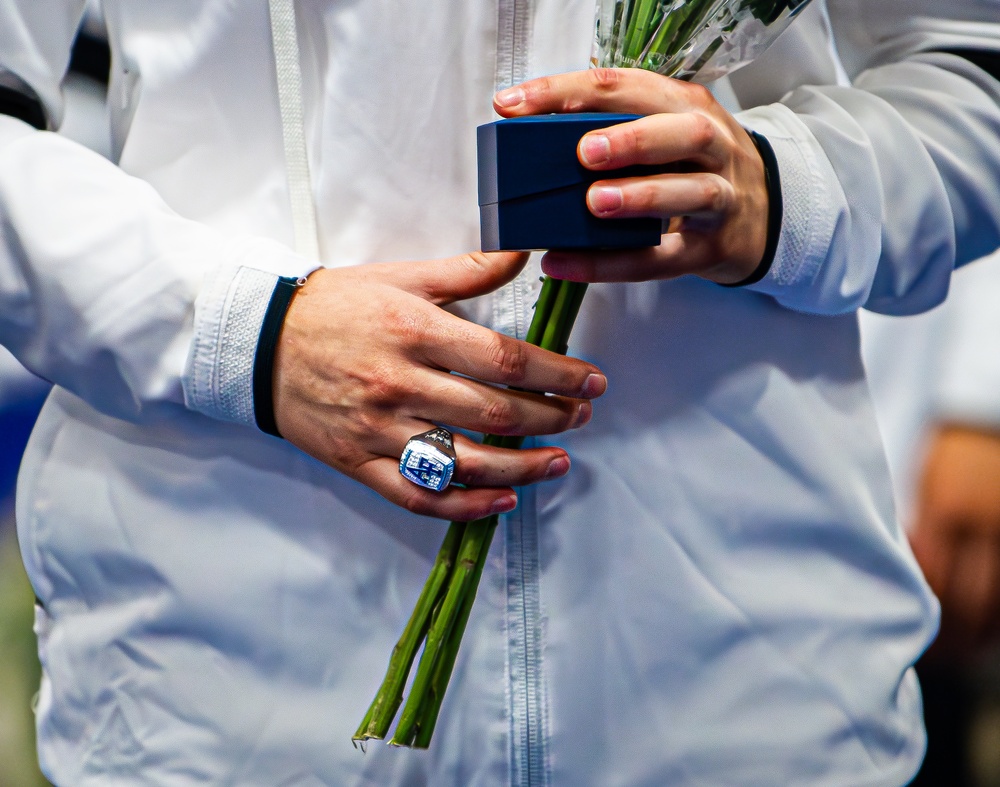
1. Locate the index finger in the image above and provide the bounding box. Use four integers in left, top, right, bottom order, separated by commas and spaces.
493, 68, 709, 118
422, 310, 607, 399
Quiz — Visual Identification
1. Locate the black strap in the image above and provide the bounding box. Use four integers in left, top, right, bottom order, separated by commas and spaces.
937, 48, 1000, 83
253, 276, 303, 437
720, 130, 783, 288
70, 31, 112, 86
0, 85, 46, 130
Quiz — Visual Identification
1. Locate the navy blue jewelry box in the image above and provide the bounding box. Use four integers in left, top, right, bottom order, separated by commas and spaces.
477, 113, 665, 251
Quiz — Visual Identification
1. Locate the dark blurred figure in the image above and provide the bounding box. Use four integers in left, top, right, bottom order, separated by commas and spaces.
862, 256, 1000, 786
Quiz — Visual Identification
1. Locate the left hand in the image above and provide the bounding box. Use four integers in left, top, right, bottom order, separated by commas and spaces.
494, 68, 769, 285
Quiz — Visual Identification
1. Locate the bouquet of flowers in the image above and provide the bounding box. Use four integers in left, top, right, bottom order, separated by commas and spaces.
355, 0, 813, 750
594, 0, 811, 79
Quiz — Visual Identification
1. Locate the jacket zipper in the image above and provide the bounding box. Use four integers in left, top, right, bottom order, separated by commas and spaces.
496, 3, 547, 783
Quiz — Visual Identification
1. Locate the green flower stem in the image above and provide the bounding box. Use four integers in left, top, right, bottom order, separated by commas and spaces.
671, 1, 720, 62
527, 275, 563, 344
540, 279, 575, 351
352, 520, 467, 743
643, 2, 693, 64
408, 436, 523, 748
388, 514, 498, 746
410, 513, 499, 748
624, 0, 661, 61
551, 282, 588, 354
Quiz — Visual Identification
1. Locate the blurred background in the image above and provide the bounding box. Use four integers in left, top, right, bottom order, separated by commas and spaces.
1, 3, 1000, 784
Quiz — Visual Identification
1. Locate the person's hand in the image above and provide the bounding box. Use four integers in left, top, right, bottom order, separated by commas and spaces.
272, 251, 607, 522
910, 424, 1000, 659
493, 68, 769, 285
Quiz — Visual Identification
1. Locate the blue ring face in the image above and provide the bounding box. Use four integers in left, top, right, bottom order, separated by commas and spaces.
399, 440, 456, 492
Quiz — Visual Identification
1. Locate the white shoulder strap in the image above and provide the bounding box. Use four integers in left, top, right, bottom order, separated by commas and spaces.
267, 0, 321, 261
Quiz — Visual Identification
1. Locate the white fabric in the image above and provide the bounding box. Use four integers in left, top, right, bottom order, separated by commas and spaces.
2, 1, 1000, 784
861, 253, 1000, 526
735, 5, 1000, 315
214, 266, 279, 426
267, 0, 320, 261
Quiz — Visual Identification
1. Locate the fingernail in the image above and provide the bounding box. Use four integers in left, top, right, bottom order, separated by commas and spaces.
495, 87, 525, 108
544, 456, 571, 480
582, 373, 608, 398
588, 185, 623, 215
492, 494, 518, 515
572, 402, 593, 429
580, 134, 611, 165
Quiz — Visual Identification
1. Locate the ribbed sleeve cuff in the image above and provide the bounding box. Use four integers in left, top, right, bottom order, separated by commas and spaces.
183, 238, 317, 426
734, 104, 846, 312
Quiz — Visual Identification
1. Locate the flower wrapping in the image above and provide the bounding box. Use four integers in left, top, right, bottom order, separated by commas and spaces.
593, 0, 812, 82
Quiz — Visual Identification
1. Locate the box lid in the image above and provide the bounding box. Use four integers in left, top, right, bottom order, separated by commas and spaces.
478, 113, 643, 205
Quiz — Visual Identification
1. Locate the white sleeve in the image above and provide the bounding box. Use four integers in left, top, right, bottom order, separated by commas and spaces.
736, 19, 1000, 316
0, 123, 315, 425
0, 0, 84, 127
0, 3, 314, 428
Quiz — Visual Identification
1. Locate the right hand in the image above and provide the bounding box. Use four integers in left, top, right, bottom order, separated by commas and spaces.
272, 251, 607, 522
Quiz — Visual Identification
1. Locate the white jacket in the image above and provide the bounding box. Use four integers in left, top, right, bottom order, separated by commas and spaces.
2, 1, 1000, 784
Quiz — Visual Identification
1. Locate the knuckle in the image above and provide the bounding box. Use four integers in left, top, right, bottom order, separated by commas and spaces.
617, 123, 643, 161
687, 112, 717, 151
456, 454, 488, 486
631, 180, 659, 212
700, 175, 731, 213
401, 487, 437, 517
526, 75, 555, 106
383, 301, 429, 350
483, 397, 518, 434
589, 67, 621, 91
461, 251, 491, 275
354, 408, 391, 440
365, 364, 406, 405
536, 75, 554, 95
685, 82, 715, 108
486, 337, 528, 382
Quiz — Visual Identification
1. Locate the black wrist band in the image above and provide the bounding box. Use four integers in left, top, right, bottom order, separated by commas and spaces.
253, 276, 304, 437
0, 85, 46, 130
719, 129, 783, 289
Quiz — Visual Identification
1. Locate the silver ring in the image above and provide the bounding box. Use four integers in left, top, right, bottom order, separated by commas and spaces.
399, 427, 457, 492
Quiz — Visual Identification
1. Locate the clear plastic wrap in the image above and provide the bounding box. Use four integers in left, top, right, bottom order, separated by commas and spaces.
592, 0, 813, 82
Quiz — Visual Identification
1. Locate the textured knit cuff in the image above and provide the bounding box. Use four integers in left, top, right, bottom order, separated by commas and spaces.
734, 104, 844, 311
183, 238, 317, 426
185, 265, 278, 424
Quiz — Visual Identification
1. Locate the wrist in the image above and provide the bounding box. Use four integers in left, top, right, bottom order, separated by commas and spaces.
719, 130, 782, 288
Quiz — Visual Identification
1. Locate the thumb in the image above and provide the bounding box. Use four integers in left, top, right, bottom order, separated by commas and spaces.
388, 251, 531, 305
